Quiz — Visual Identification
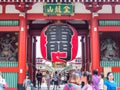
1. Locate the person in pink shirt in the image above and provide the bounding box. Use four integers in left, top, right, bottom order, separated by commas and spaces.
92, 69, 100, 90
63, 72, 81, 90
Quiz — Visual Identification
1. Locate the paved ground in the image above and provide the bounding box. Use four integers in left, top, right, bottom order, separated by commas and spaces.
32, 83, 64, 90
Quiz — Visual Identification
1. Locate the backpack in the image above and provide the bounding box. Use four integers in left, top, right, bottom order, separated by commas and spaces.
67, 83, 78, 90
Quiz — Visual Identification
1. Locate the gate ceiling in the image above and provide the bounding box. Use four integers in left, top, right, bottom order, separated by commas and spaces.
29, 20, 89, 30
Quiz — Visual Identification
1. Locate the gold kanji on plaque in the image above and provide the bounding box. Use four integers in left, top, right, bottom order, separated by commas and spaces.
47, 6, 54, 13
63, 6, 70, 13
55, 5, 62, 13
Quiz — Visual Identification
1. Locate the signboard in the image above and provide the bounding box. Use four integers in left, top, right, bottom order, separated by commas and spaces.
36, 58, 43, 64
52, 62, 66, 68
43, 3, 74, 16
40, 23, 78, 62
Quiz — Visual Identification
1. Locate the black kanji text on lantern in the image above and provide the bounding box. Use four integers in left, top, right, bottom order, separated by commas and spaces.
45, 24, 73, 61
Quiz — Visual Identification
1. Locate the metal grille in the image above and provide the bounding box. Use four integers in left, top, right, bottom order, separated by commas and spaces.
3, 72, 18, 88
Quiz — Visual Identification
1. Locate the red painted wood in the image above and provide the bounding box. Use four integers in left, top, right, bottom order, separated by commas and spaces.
0, 67, 18, 72
0, 13, 120, 20
18, 14, 27, 84
118, 87, 120, 90
2, 4, 6, 14
15, 3, 32, 12
27, 14, 91, 20
99, 14, 120, 19
98, 26, 120, 32
0, 14, 90, 20
85, 2, 102, 12
90, 15, 100, 71
99, 67, 103, 74
0, 27, 19, 31
0, 14, 19, 19
112, 67, 120, 72
5, 88, 17, 90
0, 0, 120, 3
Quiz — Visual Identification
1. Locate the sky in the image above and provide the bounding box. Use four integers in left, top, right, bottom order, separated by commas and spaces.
36, 36, 82, 58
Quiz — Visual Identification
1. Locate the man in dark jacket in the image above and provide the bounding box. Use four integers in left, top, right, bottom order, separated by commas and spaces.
36, 69, 43, 88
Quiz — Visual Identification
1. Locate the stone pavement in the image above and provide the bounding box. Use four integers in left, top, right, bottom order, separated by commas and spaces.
32, 83, 64, 90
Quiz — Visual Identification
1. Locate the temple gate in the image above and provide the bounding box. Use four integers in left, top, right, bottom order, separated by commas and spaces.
0, 0, 119, 90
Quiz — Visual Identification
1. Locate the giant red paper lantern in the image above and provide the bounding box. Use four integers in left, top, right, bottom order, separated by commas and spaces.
40, 23, 78, 62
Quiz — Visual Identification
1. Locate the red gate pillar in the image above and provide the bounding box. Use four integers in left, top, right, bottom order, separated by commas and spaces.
90, 13, 100, 71
18, 12, 27, 90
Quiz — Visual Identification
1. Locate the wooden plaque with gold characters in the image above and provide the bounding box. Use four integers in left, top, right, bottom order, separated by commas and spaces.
52, 62, 66, 68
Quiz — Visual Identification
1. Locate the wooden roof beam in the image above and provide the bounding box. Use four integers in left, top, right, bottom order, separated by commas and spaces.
0, 0, 119, 3
0, 13, 120, 20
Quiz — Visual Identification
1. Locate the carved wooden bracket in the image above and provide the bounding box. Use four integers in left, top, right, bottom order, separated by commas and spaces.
15, 2, 33, 12
85, 2, 102, 12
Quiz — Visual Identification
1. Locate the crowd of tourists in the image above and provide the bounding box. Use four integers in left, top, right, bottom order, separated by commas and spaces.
0, 68, 117, 90
63, 69, 117, 90
22, 68, 117, 90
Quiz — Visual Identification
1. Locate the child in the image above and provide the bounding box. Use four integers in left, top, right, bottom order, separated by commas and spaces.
23, 75, 32, 90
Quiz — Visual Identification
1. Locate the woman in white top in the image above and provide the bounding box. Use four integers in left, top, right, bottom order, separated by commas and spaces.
53, 71, 59, 90
99, 73, 104, 90
45, 71, 51, 90
23, 75, 31, 90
